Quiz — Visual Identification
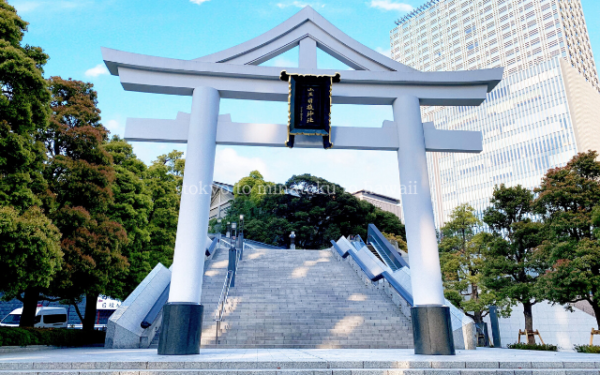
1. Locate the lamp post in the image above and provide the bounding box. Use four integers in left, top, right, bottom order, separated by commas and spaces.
226, 221, 231, 238
238, 214, 244, 257
216, 219, 222, 246
290, 231, 296, 250
228, 222, 237, 287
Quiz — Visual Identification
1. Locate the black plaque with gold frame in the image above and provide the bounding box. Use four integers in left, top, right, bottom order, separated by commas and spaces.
280, 70, 341, 149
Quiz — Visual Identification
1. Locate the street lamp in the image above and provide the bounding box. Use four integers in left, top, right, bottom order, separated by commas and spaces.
226, 221, 231, 238
290, 231, 296, 250
216, 219, 222, 243
232, 222, 237, 239
238, 214, 245, 250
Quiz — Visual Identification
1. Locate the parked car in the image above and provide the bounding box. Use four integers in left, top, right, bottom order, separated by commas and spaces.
0, 307, 68, 328
68, 297, 122, 331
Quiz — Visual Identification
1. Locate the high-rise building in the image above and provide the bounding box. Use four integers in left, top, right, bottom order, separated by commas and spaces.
391, 0, 598, 91
391, 0, 600, 227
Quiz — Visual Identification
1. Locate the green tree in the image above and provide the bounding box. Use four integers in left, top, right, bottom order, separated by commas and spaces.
0, 0, 59, 327
143, 151, 182, 268
439, 204, 501, 325
0, 206, 62, 327
233, 170, 279, 204
223, 173, 406, 249
534, 151, 600, 328
482, 185, 546, 344
105, 136, 153, 295
43, 77, 128, 331
383, 232, 407, 251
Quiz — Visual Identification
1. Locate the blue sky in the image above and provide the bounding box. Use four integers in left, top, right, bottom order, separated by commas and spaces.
11, 0, 600, 198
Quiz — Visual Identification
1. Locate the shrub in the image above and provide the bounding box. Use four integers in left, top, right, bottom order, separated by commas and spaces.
575, 345, 600, 354
0, 328, 105, 347
506, 342, 558, 351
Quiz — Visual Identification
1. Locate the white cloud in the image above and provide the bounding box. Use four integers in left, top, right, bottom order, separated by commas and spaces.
276, 1, 325, 9
105, 120, 120, 131
369, 0, 413, 12
376, 46, 391, 58
190, 0, 210, 4
85, 64, 109, 78
214, 148, 270, 184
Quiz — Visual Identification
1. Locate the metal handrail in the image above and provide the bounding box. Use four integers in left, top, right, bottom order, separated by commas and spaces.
215, 244, 243, 344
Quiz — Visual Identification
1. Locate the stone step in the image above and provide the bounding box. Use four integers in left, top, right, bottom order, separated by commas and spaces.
200, 248, 413, 348
3, 360, 600, 373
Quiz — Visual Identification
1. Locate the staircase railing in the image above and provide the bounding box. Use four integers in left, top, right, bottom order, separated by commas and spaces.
215, 243, 243, 344
367, 224, 409, 269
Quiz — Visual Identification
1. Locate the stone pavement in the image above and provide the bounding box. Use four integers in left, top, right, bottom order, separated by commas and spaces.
1, 347, 600, 374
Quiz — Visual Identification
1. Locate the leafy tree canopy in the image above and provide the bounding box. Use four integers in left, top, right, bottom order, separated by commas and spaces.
0, 206, 62, 300
143, 151, 182, 268
439, 204, 506, 325
0, 0, 59, 327
105, 136, 153, 295
43, 77, 127, 330
482, 185, 546, 343
222, 172, 406, 249
0, 0, 50, 211
534, 151, 600, 328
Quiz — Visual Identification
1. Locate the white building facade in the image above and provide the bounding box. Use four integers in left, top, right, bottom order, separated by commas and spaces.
352, 190, 404, 222
425, 57, 600, 225
391, 0, 600, 227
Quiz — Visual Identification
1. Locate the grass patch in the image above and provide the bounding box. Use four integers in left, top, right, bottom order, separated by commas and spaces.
575, 345, 600, 354
0, 327, 105, 347
507, 342, 558, 351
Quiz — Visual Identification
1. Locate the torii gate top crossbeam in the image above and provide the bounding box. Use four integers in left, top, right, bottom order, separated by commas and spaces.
102, 6, 502, 106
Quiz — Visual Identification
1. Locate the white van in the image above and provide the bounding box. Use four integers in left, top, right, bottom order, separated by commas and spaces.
0, 307, 68, 328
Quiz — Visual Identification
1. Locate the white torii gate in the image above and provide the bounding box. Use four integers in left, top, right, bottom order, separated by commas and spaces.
102, 6, 502, 356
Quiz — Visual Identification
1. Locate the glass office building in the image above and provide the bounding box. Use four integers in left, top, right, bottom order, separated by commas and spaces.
391, 0, 600, 227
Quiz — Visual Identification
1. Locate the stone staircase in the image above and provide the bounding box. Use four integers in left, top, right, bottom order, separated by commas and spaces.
197, 247, 413, 348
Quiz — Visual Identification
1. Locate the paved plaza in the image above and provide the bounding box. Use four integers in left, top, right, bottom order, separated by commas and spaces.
1, 348, 600, 374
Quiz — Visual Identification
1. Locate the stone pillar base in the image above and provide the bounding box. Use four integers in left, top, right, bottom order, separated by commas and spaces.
411, 305, 455, 355
158, 303, 204, 355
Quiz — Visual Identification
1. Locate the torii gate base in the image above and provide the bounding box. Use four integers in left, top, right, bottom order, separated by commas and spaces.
412, 306, 455, 355
158, 304, 204, 355
102, 6, 502, 356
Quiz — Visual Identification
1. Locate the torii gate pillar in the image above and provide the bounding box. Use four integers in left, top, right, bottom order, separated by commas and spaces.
157, 87, 220, 355
394, 95, 455, 355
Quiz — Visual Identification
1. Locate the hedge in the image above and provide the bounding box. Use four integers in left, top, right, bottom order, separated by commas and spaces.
506, 342, 558, 351
0, 327, 105, 347
575, 345, 600, 354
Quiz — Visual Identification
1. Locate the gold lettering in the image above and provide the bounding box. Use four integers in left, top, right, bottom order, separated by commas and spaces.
307, 117, 314, 123
308, 98, 313, 104
307, 104, 313, 110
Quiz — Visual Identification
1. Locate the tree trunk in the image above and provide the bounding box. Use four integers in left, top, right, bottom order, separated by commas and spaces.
589, 298, 600, 330
523, 301, 535, 344
82, 294, 97, 331
19, 288, 40, 328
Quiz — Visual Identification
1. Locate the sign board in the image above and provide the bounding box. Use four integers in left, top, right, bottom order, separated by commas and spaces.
97, 296, 121, 310
280, 70, 341, 149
